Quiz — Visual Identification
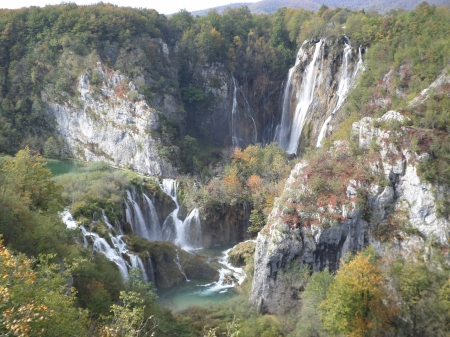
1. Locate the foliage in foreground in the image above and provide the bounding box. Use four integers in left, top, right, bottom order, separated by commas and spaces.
0, 148, 194, 336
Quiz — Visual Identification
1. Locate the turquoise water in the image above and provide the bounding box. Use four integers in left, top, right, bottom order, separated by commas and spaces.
157, 245, 241, 313
157, 279, 238, 313
46, 160, 85, 176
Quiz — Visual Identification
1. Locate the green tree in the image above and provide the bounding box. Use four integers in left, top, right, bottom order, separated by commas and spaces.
320, 250, 395, 336
291, 269, 333, 337
1, 147, 62, 212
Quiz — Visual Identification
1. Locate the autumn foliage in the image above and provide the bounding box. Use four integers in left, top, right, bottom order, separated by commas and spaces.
320, 250, 396, 336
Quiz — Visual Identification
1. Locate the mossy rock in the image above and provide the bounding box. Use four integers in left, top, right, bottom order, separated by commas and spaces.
228, 241, 256, 268
123, 235, 218, 288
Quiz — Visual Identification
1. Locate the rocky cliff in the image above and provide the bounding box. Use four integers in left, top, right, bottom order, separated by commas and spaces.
46, 43, 183, 177
250, 106, 450, 314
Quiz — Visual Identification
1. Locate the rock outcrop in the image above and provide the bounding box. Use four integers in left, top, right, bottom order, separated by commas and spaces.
250, 110, 450, 314
46, 64, 181, 177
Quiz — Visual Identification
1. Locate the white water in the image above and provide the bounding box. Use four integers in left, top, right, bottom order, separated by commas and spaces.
160, 179, 184, 246
61, 208, 77, 229
231, 76, 258, 148
143, 193, 162, 241
81, 223, 149, 283
125, 189, 151, 240
159, 179, 203, 251
82, 226, 129, 280
102, 209, 115, 231
277, 40, 324, 154
175, 252, 190, 282
198, 247, 246, 294
182, 208, 203, 249
316, 41, 365, 147
129, 254, 149, 283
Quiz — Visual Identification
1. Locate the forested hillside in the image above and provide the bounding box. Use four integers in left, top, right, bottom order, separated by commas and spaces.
190, 0, 450, 15
1, 2, 450, 336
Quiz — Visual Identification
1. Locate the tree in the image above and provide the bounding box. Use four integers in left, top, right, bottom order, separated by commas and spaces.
98, 291, 156, 337
0, 242, 89, 336
1, 147, 62, 212
293, 270, 333, 337
320, 250, 395, 336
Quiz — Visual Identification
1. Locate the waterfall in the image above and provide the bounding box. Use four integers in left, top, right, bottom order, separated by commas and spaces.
316, 41, 365, 147
159, 179, 184, 245
232, 77, 239, 147
276, 40, 324, 154
102, 209, 115, 230
129, 254, 149, 283
174, 251, 189, 281
231, 76, 258, 148
80, 224, 150, 283
143, 193, 162, 241
199, 247, 246, 294
146, 258, 156, 284
182, 208, 202, 249
125, 189, 151, 240
61, 208, 77, 229
159, 179, 203, 251
81, 226, 130, 280
353, 46, 365, 78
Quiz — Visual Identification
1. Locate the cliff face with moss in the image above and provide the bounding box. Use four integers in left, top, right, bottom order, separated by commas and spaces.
250, 72, 450, 313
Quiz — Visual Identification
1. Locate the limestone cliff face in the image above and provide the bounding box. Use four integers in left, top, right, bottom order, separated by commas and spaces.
250, 109, 450, 314
186, 61, 286, 148
46, 65, 181, 177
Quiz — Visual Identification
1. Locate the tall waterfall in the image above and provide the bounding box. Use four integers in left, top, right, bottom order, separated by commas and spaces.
316, 39, 365, 147
276, 40, 324, 154
159, 179, 203, 250
231, 76, 258, 148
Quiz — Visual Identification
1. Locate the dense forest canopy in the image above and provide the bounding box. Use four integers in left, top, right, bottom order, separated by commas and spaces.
0, 2, 450, 162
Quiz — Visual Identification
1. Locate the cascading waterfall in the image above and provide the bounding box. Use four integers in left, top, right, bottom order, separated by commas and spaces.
129, 254, 149, 283
81, 226, 129, 280
182, 208, 202, 249
102, 209, 115, 231
61, 208, 77, 229
276, 40, 324, 154
200, 247, 246, 294
125, 189, 151, 239
146, 258, 156, 284
160, 179, 183, 244
143, 193, 162, 241
159, 179, 203, 250
66, 210, 148, 283
125, 187, 163, 241
231, 76, 258, 148
316, 40, 365, 147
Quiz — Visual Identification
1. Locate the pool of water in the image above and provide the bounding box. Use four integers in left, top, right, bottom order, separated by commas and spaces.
46, 160, 85, 176
157, 245, 244, 313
